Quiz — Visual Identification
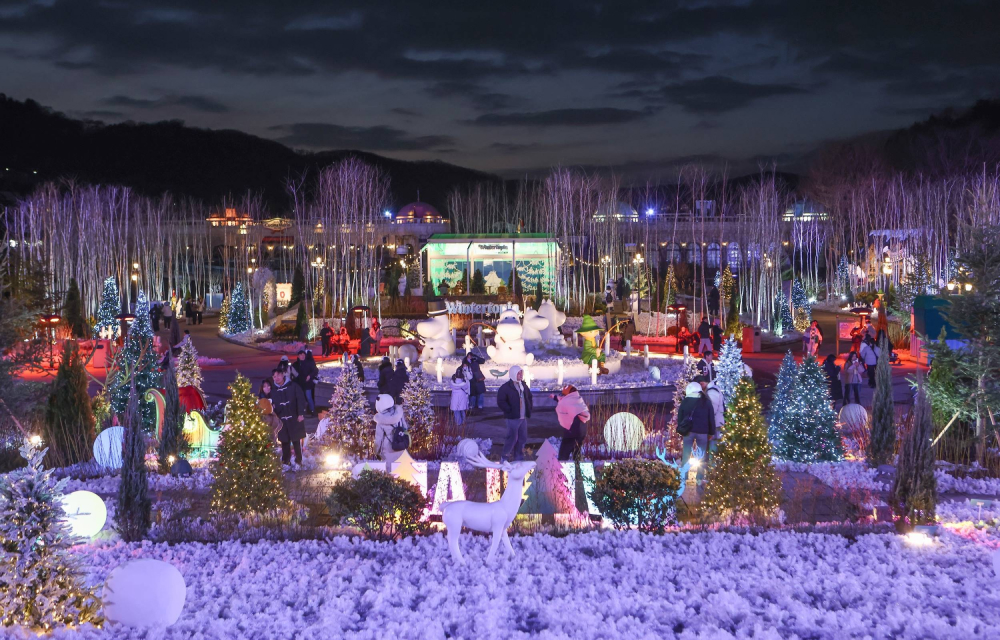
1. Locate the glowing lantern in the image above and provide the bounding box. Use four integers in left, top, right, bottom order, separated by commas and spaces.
61, 490, 107, 538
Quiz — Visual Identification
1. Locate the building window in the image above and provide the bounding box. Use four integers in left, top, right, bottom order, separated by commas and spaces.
727, 242, 741, 271
706, 243, 721, 268
688, 245, 701, 264
661, 243, 681, 264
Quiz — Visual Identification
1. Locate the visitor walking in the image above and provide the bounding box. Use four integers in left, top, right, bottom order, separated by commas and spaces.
150, 303, 161, 332
184, 299, 193, 326
708, 285, 720, 317
351, 353, 365, 382
859, 337, 880, 388
463, 351, 486, 412
319, 322, 334, 357
293, 349, 318, 415
194, 299, 203, 324
376, 356, 393, 394
257, 376, 282, 440
162, 301, 173, 329
697, 317, 713, 355
697, 351, 717, 382
620, 316, 636, 349
373, 394, 407, 459
449, 370, 470, 426
271, 368, 306, 470
842, 351, 864, 405
497, 365, 532, 462
710, 318, 723, 353
604, 284, 615, 332
554, 384, 591, 461
822, 354, 843, 407
676, 381, 716, 483
387, 359, 409, 403
169, 313, 182, 347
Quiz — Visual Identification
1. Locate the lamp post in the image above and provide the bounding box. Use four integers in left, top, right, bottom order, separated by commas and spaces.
40, 314, 61, 368
667, 303, 686, 353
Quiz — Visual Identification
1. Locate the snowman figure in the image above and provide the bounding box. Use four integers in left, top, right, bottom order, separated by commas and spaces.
536, 299, 567, 345
416, 313, 455, 361
520, 308, 550, 347
487, 309, 535, 365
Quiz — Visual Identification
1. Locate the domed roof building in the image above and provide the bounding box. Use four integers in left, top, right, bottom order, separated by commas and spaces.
394, 201, 445, 224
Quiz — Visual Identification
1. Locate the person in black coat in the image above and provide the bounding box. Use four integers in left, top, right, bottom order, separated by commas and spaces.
497, 365, 532, 462
352, 354, 365, 382
292, 350, 319, 415
823, 354, 843, 404
376, 357, 393, 394
319, 322, 334, 357
271, 368, 307, 469
708, 286, 720, 317
676, 382, 716, 483
387, 360, 409, 403
463, 351, 486, 412
697, 317, 712, 354
710, 319, 723, 353
150, 304, 161, 332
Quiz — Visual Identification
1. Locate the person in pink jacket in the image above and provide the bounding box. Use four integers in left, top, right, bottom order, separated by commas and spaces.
553, 385, 591, 461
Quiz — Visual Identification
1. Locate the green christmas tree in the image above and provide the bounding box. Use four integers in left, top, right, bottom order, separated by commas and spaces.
719, 265, 735, 302
890, 376, 937, 526
326, 365, 374, 456
294, 301, 309, 341
0, 441, 103, 630
210, 375, 289, 515
42, 342, 96, 467
158, 358, 186, 473
226, 281, 251, 335
866, 335, 896, 466
116, 381, 151, 542
703, 378, 782, 524
176, 335, 203, 393
289, 266, 306, 307
94, 276, 121, 340
791, 278, 811, 320
401, 369, 436, 454
470, 269, 486, 295
772, 355, 844, 462
662, 264, 677, 307
715, 336, 744, 405
218, 294, 230, 334
108, 290, 162, 433
767, 350, 798, 450
62, 278, 88, 339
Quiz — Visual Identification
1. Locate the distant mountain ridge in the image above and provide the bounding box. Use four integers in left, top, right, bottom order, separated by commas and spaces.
0, 94, 498, 211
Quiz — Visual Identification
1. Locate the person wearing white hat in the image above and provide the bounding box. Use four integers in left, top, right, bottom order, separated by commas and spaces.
675, 381, 716, 483
373, 394, 407, 460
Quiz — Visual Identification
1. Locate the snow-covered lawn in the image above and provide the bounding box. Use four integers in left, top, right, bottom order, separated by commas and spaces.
54, 528, 1000, 639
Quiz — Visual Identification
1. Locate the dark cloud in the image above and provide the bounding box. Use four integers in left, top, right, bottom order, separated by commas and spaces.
472, 107, 655, 127
104, 94, 230, 113
426, 81, 516, 111
658, 76, 805, 113
390, 107, 422, 117
269, 122, 454, 151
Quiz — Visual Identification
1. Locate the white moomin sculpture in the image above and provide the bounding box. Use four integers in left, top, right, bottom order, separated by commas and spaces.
441, 450, 536, 564
520, 308, 550, 346
416, 313, 456, 361
536, 299, 567, 345
486, 309, 535, 365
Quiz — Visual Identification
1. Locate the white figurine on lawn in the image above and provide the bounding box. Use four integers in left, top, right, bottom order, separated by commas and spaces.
520, 308, 550, 346
487, 309, 535, 365
416, 313, 455, 361
536, 299, 567, 345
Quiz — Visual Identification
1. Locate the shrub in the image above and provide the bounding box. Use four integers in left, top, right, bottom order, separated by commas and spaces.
271, 323, 297, 339
591, 458, 680, 534
326, 470, 427, 541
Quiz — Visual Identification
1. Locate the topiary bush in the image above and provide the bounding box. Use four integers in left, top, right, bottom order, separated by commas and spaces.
326, 470, 427, 541
591, 458, 681, 534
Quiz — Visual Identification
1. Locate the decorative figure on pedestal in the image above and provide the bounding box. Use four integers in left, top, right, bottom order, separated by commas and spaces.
416, 303, 456, 361
520, 308, 550, 346
442, 451, 535, 564
537, 299, 567, 345
487, 309, 535, 365
578, 315, 608, 374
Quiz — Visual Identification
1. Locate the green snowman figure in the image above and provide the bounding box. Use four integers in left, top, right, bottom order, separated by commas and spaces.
579, 315, 608, 374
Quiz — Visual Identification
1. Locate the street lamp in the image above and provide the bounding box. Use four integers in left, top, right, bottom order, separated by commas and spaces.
40, 314, 61, 368
667, 303, 686, 353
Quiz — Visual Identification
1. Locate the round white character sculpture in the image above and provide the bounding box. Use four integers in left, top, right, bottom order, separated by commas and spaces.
536, 299, 567, 344
486, 310, 535, 365
61, 490, 107, 539
397, 272, 407, 297
520, 308, 550, 346
103, 559, 186, 628
441, 452, 536, 564
416, 313, 455, 361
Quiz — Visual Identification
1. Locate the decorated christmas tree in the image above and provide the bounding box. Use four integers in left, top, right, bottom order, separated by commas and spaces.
218, 294, 230, 334
772, 355, 844, 462
43, 342, 96, 467
401, 369, 436, 454
836, 256, 851, 295
210, 375, 289, 515
702, 378, 782, 524
176, 335, 203, 393
94, 276, 121, 340
326, 365, 373, 456
773, 290, 792, 334
791, 278, 811, 322
715, 336, 745, 405
116, 381, 151, 542
671, 353, 700, 430
767, 350, 798, 446
890, 376, 937, 526
521, 440, 578, 515
108, 291, 162, 433
0, 441, 103, 630
720, 265, 735, 302
226, 281, 251, 335
662, 264, 677, 307
866, 336, 896, 466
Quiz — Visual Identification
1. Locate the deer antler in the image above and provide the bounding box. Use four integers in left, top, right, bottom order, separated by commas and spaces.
466, 451, 509, 471
655, 445, 670, 465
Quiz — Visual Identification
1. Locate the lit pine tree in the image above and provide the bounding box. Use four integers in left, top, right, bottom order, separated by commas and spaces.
773, 290, 792, 334
326, 365, 374, 456
158, 358, 187, 473
866, 335, 896, 466
662, 264, 677, 307
210, 375, 289, 515
226, 282, 251, 335
715, 336, 745, 405
108, 291, 161, 433
791, 278, 811, 317
175, 335, 203, 393
94, 276, 121, 340
218, 294, 230, 334
702, 378, 782, 524
720, 265, 735, 302
772, 355, 844, 462
43, 341, 96, 467
0, 441, 103, 630
767, 350, 798, 451
401, 369, 436, 454
890, 376, 937, 526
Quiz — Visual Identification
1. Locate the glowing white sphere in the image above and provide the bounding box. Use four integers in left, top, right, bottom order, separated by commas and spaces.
93, 427, 125, 470
649, 366, 661, 381
603, 412, 645, 453
454, 438, 480, 460
398, 344, 419, 363
103, 559, 186, 628
839, 404, 869, 432
61, 490, 107, 539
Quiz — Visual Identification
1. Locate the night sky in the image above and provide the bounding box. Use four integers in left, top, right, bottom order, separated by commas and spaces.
2, 1, 997, 178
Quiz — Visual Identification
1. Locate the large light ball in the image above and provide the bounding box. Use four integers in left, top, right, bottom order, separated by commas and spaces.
454, 438, 480, 460
93, 426, 125, 470
648, 366, 661, 381
61, 490, 107, 539
103, 559, 186, 628
839, 404, 869, 433
603, 412, 646, 452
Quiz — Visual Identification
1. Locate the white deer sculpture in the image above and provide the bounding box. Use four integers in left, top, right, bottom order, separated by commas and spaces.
441, 452, 535, 565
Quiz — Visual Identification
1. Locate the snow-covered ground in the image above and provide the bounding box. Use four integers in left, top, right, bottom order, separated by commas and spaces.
936, 470, 1000, 497
775, 460, 887, 492
49, 528, 1000, 639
